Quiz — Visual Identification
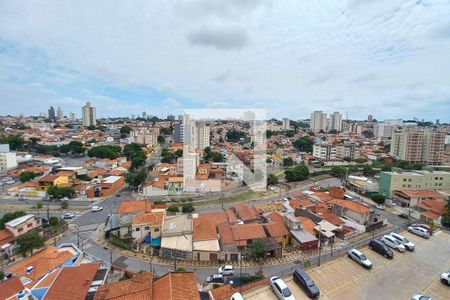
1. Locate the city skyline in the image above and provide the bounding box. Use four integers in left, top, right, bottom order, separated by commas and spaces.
1, 1, 450, 120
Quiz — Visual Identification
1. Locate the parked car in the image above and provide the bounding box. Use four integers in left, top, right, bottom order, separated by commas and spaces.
440, 270, 450, 285
206, 273, 225, 284
389, 232, 415, 251
411, 295, 433, 300
398, 213, 409, 219
91, 205, 103, 212
408, 226, 430, 239
62, 212, 75, 219
230, 292, 244, 300
411, 224, 433, 236
381, 235, 406, 252
218, 265, 234, 276
376, 204, 385, 210
368, 240, 393, 259
348, 248, 372, 269
293, 268, 320, 298
269, 276, 295, 300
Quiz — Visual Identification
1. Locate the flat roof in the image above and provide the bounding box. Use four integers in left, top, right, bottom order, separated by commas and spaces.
161, 235, 193, 252
102, 175, 122, 183
5, 214, 34, 228
193, 240, 220, 252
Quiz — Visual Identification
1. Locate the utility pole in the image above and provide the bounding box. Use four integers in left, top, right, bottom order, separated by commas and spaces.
46, 202, 50, 220
318, 224, 322, 266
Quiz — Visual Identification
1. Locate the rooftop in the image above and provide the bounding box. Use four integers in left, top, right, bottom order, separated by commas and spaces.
152, 272, 200, 300
5, 214, 35, 228
94, 272, 152, 300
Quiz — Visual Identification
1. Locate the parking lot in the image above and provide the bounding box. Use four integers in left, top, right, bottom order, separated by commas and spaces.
244, 230, 450, 300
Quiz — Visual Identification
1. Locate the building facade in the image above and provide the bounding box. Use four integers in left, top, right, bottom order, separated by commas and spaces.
379, 170, 450, 196
82, 102, 97, 127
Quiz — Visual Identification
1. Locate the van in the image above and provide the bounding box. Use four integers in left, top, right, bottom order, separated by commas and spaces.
293, 268, 320, 298
368, 239, 394, 259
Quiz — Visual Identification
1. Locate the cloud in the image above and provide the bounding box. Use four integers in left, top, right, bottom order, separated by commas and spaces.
187, 24, 250, 50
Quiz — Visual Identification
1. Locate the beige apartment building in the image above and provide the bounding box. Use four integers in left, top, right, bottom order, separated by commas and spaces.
380, 170, 450, 196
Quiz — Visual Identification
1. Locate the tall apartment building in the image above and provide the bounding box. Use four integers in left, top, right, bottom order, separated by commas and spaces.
380, 170, 450, 196
57, 106, 63, 120
192, 121, 210, 150
131, 127, 160, 147
282, 118, 290, 130
313, 142, 360, 160
390, 127, 445, 165
0, 144, 18, 173
310, 111, 327, 132
327, 112, 342, 132
313, 143, 336, 159
82, 102, 97, 127
48, 106, 56, 120
69, 112, 76, 122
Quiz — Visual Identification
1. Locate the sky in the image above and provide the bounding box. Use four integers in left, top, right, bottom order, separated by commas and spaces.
0, 0, 449, 121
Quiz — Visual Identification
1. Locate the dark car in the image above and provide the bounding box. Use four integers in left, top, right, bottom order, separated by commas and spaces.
293, 268, 320, 298
398, 213, 409, 219
369, 239, 394, 259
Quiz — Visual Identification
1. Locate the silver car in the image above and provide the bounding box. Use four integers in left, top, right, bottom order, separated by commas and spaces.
389, 232, 415, 251
270, 276, 295, 300
348, 248, 372, 269
408, 226, 430, 239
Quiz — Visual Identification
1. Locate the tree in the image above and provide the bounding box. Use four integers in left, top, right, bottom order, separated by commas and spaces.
362, 130, 374, 138
61, 200, 69, 209
293, 137, 314, 153
0, 270, 4, 282
47, 186, 76, 199
283, 157, 295, 167
0, 134, 25, 150
226, 129, 247, 142
267, 174, 279, 186
167, 205, 180, 213
247, 239, 267, 262
120, 125, 132, 135
355, 157, 368, 164
20, 171, 36, 183
285, 164, 309, 182
49, 216, 60, 227
181, 203, 195, 214
441, 208, 450, 228
0, 211, 26, 230
157, 135, 165, 144
371, 193, 386, 205
330, 166, 346, 179
16, 232, 45, 256
87, 145, 122, 159
285, 130, 295, 137
36, 200, 43, 209
126, 168, 147, 190
363, 165, 376, 176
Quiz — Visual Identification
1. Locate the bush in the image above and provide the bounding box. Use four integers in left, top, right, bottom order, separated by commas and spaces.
182, 203, 195, 214
154, 200, 164, 205
49, 216, 59, 227
61, 200, 69, 209
36, 201, 43, 209
371, 193, 385, 205
285, 164, 309, 182
241, 274, 265, 284
176, 267, 186, 272
167, 205, 179, 213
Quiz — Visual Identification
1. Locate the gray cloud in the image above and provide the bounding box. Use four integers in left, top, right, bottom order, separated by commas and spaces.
187, 24, 250, 50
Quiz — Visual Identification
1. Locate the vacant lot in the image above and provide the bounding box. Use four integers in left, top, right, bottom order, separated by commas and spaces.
244, 230, 450, 300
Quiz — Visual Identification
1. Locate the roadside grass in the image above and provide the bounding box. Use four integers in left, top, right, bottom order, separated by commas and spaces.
192, 190, 263, 207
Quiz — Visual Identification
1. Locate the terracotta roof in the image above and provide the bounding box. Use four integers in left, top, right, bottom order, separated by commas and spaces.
313, 192, 335, 202
423, 210, 440, 220
328, 199, 370, 214
0, 277, 25, 299
297, 216, 317, 236
132, 212, 164, 226
289, 198, 314, 209
0, 229, 15, 247
6, 246, 74, 287
55, 170, 76, 177
319, 212, 343, 226
394, 190, 447, 199
230, 224, 267, 246
39, 174, 57, 182
418, 199, 446, 215
266, 212, 285, 224
152, 272, 200, 300
234, 203, 260, 222
94, 272, 152, 300
225, 209, 238, 223
217, 223, 235, 245
263, 222, 289, 243
117, 200, 152, 214
199, 211, 228, 225
45, 262, 101, 300
193, 216, 217, 241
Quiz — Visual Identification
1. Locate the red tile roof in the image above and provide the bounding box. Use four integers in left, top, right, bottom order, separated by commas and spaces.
225, 209, 238, 223
0, 277, 25, 299
230, 224, 267, 246
217, 223, 235, 246
319, 212, 343, 226
234, 203, 260, 222
328, 199, 370, 214
152, 272, 200, 300
45, 262, 101, 300
117, 200, 152, 214
94, 272, 152, 300
394, 190, 446, 199
0, 229, 15, 247
132, 212, 164, 226
263, 223, 289, 243
297, 216, 317, 236
193, 216, 217, 241
266, 212, 285, 224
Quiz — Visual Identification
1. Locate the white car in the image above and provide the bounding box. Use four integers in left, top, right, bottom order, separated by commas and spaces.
411, 295, 433, 300
348, 248, 372, 269
218, 265, 234, 276
270, 276, 295, 300
408, 226, 430, 239
230, 292, 244, 300
389, 232, 415, 251
440, 270, 450, 285
91, 205, 103, 212
381, 235, 406, 252
62, 212, 75, 219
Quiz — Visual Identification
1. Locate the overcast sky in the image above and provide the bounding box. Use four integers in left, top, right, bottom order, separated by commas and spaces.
0, 0, 449, 121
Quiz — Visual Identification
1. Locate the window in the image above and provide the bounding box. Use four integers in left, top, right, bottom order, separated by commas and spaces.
135, 228, 140, 232
154, 228, 160, 232
27, 223, 33, 228
18, 227, 23, 233
144, 226, 150, 230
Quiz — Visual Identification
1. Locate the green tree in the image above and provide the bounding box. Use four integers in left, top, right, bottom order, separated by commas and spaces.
0, 134, 25, 150
157, 135, 165, 144
284, 130, 295, 137
247, 239, 267, 262
363, 165, 376, 176
120, 125, 132, 135
330, 166, 346, 178
20, 171, 36, 183
0, 270, 4, 281
49, 216, 60, 227
61, 200, 69, 209
226, 129, 247, 142
125, 168, 147, 190
16, 232, 45, 256
47, 186, 76, 199
36, 200, 43, 209
371, 193, 386, 205
181, 203, 195, 214
283, 157, 295, 167
167, 205, 180, 213
284, 164, 309, 182
0, 211, 26, 230
293, 137, 314, 153
267, 174, 279, 186
87, 145, 122, 159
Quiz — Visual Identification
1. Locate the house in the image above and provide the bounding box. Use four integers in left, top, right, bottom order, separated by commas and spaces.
0, 229, 15, 256
392, 190, 448, 207
285, 214, 318, 251
229, 223, 267, 248
40, 262, 105, 300
234, 203, 261, 224
328, 199, 377, 227
5, 214, 42, 237
196, 163, 211, 181
217, 223, 240, 262
160, 215, 193, 260
86, 175, 124, 198
94, 272, 152, 300
418, 199, 447, 224
0, 276, 26, 300
192, 215, 220, 262
132, 211, 165, 247
117, 199, 152, 215
263, 222, 289, 247
152, 272, 200, 300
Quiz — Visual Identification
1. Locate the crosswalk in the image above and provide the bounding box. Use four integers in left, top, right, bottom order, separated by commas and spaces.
76, 223, 103, 232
